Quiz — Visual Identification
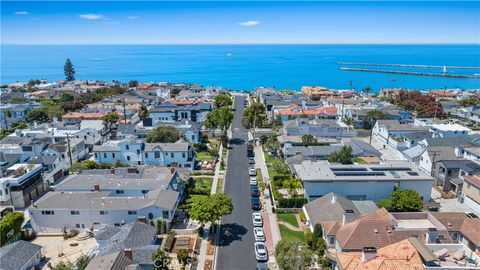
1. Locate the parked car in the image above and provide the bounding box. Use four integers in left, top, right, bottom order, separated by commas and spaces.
249, 167, 257, 176
254, 227, 265, 242
466, 212, 479, 218
250, 176, 258, 186
251, 197, 261, 210
251, 185, 260, 197
256, 262, 268, 270
252, 212, 263, 227
254, 242, 268, 262
249, 157, 255, 164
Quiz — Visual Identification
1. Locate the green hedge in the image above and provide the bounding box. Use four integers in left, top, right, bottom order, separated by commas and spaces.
277, 197, 307, 208
273, 175, 292, 182
164, 232, 175, 252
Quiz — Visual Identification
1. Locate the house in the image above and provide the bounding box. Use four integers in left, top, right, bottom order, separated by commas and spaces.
302, 192, 377, 233
29, 186, 179, 232
93, 139, 195, 168
274, 104, 337, 122
280, 119, 357, 139
293, 160, 434, 202
432, 212, 480, 252
0, 163, 45, 208
430, 124, 471, 138
149, 99, 212, 124
89, 220, 160, 269
138, 119, 201, 144
0, 136, 50, 157
301, 86, 335, 99
433, 160, 480, 196
419, 146, 461, 176
463, 147, 480, 161
462, 175, 480, 214
344, 108, 411, 129
0, 240, 43, 270
0, 102, 41, 128
330, 208, 451, 252
283, 138, 381, 160
62, 112, 117, 125
372, 120, 429, 153
335, 237, 480, 270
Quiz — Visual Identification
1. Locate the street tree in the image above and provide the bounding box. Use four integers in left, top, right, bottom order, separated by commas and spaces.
64, 58, 75, 81
204, 110, 219, 137
214, 93, 232, 108
152, 249, 170, 270
328, 146, 353, 164
139, 104, 149, 120
301, 134, 317, 146
2, 108, 12, 128
378, 189, 423, 212
146, 126, 181, 143
188, 193, 233, 226
275, 239, 313, 270
242, 100, 267, 139
362, 110, 389, 129
343, 117, 355, 127
128, 80, 139, 88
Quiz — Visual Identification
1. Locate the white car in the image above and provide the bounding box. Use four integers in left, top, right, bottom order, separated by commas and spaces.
252, 212, 263, 227
250, 176, 258, 186
254, 227, 265, 242
254, 242, 268, 262
249, 168, 257, 176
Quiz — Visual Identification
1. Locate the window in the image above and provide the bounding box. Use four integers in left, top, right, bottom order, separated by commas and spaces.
171, 153, 174, 158
114, 223, 120, 227
137, 161, 141, 165
329, 237, 334, 245
100, 211, 109, 215
76, 224, 81, 228
112, 153, 116, 158
0, 190, 2, 196
84, 135, 87, 140
116, 190, 124, 194
127, 156, 131, 161
145, 153, 149, 158
182, 153, 186, 158
104, 153, 107, 158
41, 210, 55, 215
126, 145, 130, 150
142, 190, 148, 194
137, 149, 140, 154
128, 211, 137, 215
155, 151, 160, 158
192, 135, 195, 140
162, 211, 169, 219
70, 210, 80, 215
95, 153, 98, 158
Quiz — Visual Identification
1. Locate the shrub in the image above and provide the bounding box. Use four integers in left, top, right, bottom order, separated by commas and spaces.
193, 143, 208, 152
299, 211, 306, 223
277, 197, 307, 208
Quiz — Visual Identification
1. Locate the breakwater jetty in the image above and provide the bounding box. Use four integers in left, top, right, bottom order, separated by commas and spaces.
337, 62, 480, 70
339, 67, 480, 79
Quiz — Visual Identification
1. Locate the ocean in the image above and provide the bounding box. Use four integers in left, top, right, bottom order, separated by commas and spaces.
1, 44, 479, 91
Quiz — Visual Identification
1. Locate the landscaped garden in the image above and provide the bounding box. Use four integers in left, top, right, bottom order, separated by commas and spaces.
279, 224, 306, 242
277, 213, 298, 227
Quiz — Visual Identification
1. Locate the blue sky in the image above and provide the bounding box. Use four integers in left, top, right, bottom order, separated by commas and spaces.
1, 1, 479, 44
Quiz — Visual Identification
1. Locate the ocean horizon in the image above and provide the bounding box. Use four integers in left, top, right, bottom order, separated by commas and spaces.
2, 44, 480, 91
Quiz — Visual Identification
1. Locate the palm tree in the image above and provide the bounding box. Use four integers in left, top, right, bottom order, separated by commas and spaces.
2, 108, 12, 129
242, 100, 266, 140
362, 86, 372, 95
343, 117, 355, 128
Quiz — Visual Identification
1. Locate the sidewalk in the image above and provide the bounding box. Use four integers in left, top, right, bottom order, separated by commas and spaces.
197, 144, 224, 270
255, 144, 280, 267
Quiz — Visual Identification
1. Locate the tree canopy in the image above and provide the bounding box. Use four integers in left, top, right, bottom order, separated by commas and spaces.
139, 104, 149, 120
26, 108, 50, 123
188, 193, 233, 225
328, 146, 353, 164
152, 249, 170, 270
301, 134, 317, 146
102, 112, 120, 128
0, 211, 25, 245
146, 126, 181, 143
362, 110, 389, 129
275, 239, 313, 270
378, 189, 423, 212
64, 58, 75, 82
242, 100, 267, 131
128, 80, 139, 88
459, 96, 480, 107
214, 93, 232, 108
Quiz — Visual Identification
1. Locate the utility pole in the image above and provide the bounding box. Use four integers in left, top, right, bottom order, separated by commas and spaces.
429, 150, 442, 177
66, 133, 73, 166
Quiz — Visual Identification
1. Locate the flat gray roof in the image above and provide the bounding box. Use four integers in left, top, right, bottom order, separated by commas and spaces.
294, 160, 433, 182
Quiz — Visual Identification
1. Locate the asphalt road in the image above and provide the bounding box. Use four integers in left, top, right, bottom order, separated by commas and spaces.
216, 95, 257, 270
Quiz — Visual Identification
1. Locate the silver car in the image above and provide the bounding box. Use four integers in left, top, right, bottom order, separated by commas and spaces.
254, 242, 268, 262
252, 212, 263, 227
254, 227, 265, 242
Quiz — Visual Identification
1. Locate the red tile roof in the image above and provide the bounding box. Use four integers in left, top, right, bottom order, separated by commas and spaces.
277, 105, 337, 116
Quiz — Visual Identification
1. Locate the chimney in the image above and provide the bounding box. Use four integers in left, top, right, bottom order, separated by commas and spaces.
124, 248, 133, 260
343, 209, 356, 225
425, 228, 438, 244
137, 216, 147, 224
170, 167, 175, 174
94, 184, 100, 192
361, 247, 377, 262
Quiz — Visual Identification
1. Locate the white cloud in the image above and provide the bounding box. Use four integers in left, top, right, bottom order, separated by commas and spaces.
238, 20, 260, 27
127, 16, 139, 19
79, 13, 106, 20
15, 11, 29, 15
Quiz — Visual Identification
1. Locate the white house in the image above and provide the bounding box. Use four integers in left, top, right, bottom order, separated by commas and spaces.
372, 120, 429, 153
430, 123, 471, 138
293, 160, 434, 202
0, 164, 45, 208
93, 139, 195, 168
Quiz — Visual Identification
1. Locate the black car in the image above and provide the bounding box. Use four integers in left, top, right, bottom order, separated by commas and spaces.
251, 185, 260, 197
251, 196, 261, 210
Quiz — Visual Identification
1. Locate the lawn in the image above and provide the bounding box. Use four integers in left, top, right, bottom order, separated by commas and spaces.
277, 213, 299, 227
279, 224, 306, 243
216, 176, 224, 193
191, 177, 213, 195
196, 151, 215, 161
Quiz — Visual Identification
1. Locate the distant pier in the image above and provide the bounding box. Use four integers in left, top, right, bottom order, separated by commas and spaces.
339, 67, 480, 79
337, 62, 480, 70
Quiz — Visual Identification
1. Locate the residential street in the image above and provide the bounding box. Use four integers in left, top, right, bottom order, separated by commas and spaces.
216, 95, 257, 270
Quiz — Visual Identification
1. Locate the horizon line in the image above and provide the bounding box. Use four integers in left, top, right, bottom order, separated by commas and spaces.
2, 43, 480, 46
